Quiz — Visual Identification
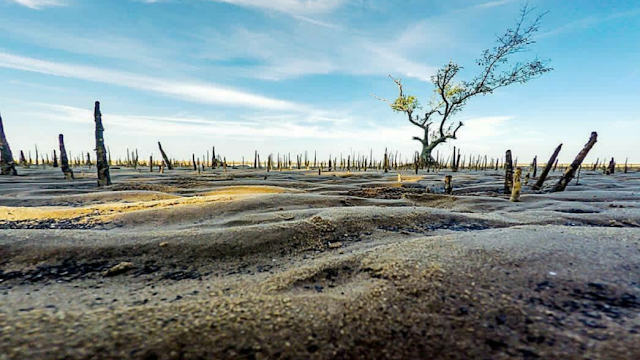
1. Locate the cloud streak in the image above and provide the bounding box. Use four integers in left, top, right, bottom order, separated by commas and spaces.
209, 0, 346, 16
0, 52, 302, 111
9, 0, 65, 10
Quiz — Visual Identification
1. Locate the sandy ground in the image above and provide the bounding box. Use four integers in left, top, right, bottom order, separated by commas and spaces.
1, 166, 639, 359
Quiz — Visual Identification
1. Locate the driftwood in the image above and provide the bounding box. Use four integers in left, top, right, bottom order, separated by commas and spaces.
94, 102, 111, 186
0, 113, 17, 175
158, 142, 173, 170
59, 134, 74, 180
532, 144, 562, 190
552, 132, 597, 192
504, 150, 514, 194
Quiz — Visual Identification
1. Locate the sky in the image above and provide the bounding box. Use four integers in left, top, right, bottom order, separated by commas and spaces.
0, 0, 638, 164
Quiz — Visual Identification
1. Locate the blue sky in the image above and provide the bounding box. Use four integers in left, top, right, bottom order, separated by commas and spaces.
0, 0, 638, 164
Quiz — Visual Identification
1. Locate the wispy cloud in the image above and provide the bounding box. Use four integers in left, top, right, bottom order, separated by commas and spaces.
209, 0, 346, 16
9, 0, 65, 10
474, 0, 514, 10
195, 25, 438, 82
0, 52, 302, 111
539, 7, 640, 38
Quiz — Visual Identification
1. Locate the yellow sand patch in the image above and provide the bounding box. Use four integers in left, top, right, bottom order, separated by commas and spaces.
203, 186, 295, 196
0, 186, 296, 223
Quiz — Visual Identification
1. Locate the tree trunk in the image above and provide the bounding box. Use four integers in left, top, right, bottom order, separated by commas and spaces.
552, 132, 597, 192
504, 150, 513, 194
59, 134, 74, 180
158, 142, 173, 170
94, 101, 111, 186
532, 144, 562, 191
0, 113, 17, 175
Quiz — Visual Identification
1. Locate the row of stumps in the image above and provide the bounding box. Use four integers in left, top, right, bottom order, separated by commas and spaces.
0, 102, 112, 186
442, 132, 599, 201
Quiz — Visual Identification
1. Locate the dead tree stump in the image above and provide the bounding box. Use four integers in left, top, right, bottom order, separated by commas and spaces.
94, 102, 111, 186
158, 142, 173, 170
504, 150, 514, 194
510, 167, 522, 202
59, 134, 74, 180
0, 113, 17, 175
607, 158, 615, 175
552, 132, 598, 192
444, 175, 453, 195
532, 144, 562, 191
19, 151, 28, 168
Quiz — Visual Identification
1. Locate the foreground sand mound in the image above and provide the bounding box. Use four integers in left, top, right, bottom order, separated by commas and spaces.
1, 167, 640, 359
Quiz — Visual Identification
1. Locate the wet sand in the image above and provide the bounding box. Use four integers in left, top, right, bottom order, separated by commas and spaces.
1, 166, 639, 359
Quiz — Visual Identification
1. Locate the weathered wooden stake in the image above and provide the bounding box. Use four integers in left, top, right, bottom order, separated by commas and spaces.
552, 132, 598, 192
158, 142, 173, 170
444, 175, 453, 195
59, 134, 74, 180
510, 167, 522, 202
94, 102, 111, 186
607, 157, 615, 175
0, 112, 17, 175
504, 150, 514, 194
532, 144, 562, 191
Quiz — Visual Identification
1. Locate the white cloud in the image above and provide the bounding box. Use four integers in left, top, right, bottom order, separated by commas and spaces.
9, 0, 65, 10
0, 52, 302, 111
209, 0, 346, 15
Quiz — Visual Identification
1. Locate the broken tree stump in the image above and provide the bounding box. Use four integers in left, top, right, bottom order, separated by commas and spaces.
444, 175, 453, 195
94, 101, 111, 186
552, 132, 598, 192
607, 157, 615, 175
532, 144, 562, 191
59, 134, 74, 180
19, 151, 28, 168
510, 168, 522, 202
0, 112, 17, 175
504, 150, 514, 194
158, 142, 173, 170
532, 156, 538, 178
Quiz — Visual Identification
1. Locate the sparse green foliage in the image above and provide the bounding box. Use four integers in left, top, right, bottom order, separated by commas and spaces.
391, 95, 420, 113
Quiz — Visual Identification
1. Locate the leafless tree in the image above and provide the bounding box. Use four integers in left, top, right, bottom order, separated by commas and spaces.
375, 4, 552, 163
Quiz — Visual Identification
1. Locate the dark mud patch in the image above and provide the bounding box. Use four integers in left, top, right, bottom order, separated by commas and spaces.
0, 217, 112, 230
378, 219, 494, 234
348, 186, 429, 199
0, 259, 110, 285
109, 183, 179, 193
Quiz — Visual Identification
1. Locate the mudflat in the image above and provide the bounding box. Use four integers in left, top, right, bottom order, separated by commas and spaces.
1, 167, 639, 359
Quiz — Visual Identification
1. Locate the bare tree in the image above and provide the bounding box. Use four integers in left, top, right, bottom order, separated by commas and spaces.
375, 5, 552, 163
0, 112, 18, 175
